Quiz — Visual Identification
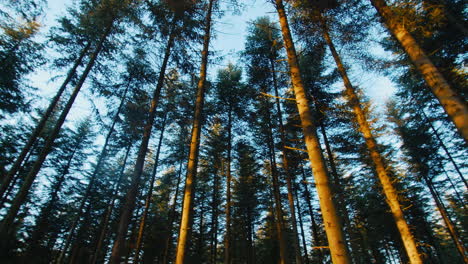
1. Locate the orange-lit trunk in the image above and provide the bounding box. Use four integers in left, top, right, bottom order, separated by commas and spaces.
319, 15, 423, 264
274, 1, 351, 263
370, 0, 468, 143
175, 0, 214, 262
270, 59, 302, 264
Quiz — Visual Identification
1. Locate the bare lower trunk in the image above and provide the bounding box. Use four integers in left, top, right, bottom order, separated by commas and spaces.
274, 1, 351, 263
319, 15, 422, 264
371, 0, 468, 143
174, 1, 214, 263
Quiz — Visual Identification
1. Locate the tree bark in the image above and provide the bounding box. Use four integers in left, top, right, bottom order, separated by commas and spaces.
109, 17, 177, 263
423, 176, 468, 263
23, 147, 77, 262
265, 107, 288, 264
56, 72, 130, 264
0, 21, 113, 240
270, 58, 302, 264
274, 1, 352, 263
370, 0, 468, 143
162, 158, 185, 264
294, 184, 310, 264
0, 42, 91, 202
319, 15, 422, 264
299, 161, 323, 263
174, 0, 214, 263
224, 108, 232, 264
91, 144, 132, 264
133, 112, 168, 263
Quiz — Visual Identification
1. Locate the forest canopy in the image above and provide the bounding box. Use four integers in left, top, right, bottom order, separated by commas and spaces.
0, 0, 466, 263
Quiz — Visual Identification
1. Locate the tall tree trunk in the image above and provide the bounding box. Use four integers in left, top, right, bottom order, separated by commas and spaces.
370, 0, 468, 143
0, 140, 38, 208
133, 112, 168, 263
0, 21, 113, 240
274, 1, 351, 263
317, 117, 360, 262
264, 101, 289, 264
56, 75, 130, 264
109, 18, 178, 264
319, 15, 422, 264
414, 100, 468, 189
294, 184, 310, 264
299, 161, 323, 263
210, 161, 220, 264
0, 42, 91, 202
174, 0, 214, 262
91, 144, 132, 264
423, 176, 468, 263
224, 108, 232, 264
162, 158, 185, 264
270, 59, 303, 264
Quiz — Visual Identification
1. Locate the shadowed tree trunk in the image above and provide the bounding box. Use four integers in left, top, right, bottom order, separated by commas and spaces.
56, 74, 130, 264
224, 108, 233, 264
423, 175, 468, 263
0, 20, 114, 242
274, 1, 352, 263
133, 112, 168, 262
91, 144, 132, 264
0, 42, 91, 203
109, 17, 178, 263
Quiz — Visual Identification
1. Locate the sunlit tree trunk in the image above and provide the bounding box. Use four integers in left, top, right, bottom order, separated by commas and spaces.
91, 144, 132, 264
274, 1, 351, 263
133, 112, 167, 262
175, 1, 214, 262
162, 159, 184, 264
0, 42, 91, 203
109, 18, 178, 263
0, 20, 114, 242
270, 59, 302, 264
319, 15, 422, 264
370, 0, 468, 143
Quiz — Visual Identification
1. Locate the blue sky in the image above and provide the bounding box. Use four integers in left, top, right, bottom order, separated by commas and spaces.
30, 0, 396, 123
